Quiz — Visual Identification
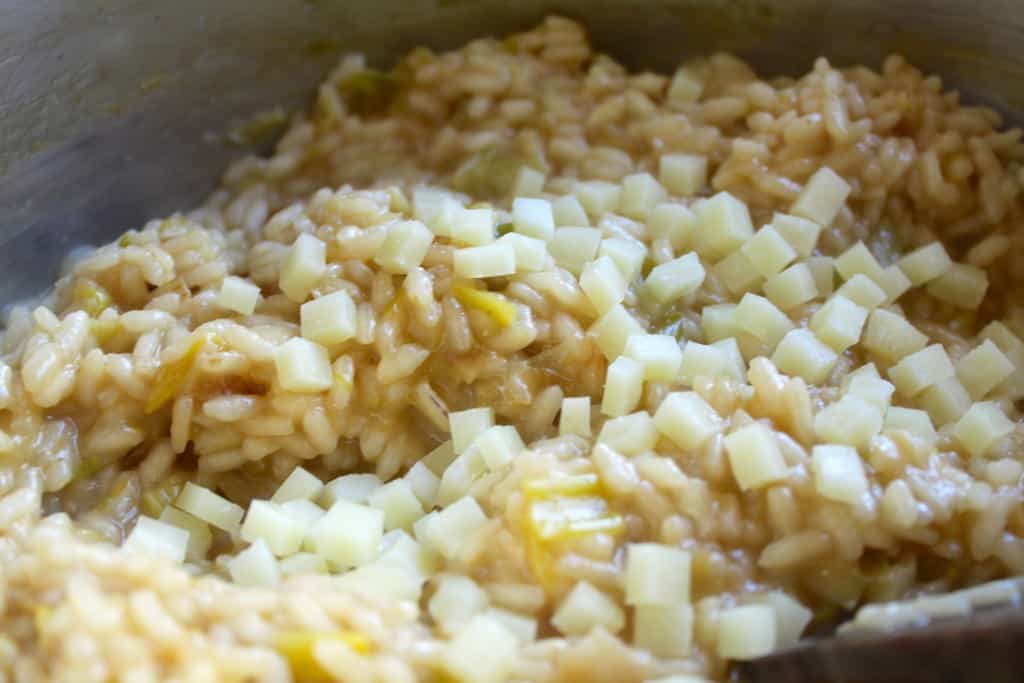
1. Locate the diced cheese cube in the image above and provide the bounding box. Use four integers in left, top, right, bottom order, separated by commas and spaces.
597, 411, 658, 455
279, 499, 326, 530
654, 391, 724, 451
845, 373, 894, 411
319, 473, 382, 507
884, 407, 937, 442
602, 356, 645, 418
450, 208, 495, 246
634, 604, 694, 658
442, 615, 518, 683
810, 295, 867, 353
898, 242, 952, 286
888, 344, 955, 397
771, 329, 837, 383
588, 304, 645, 359
953, 402, 1015, 457
812, 445, 868, 505
301, 290, 357, 346
548, 227, 603, 275
791, 166, 850, 226
453, 243, 516, 279
228, 539, 280, 587
624, 334, 683, 381
712, 337, 747, 381
717, 605, 777, 661
429, 574, 490, 630
862, 309, 929, 362
217, 276, 261, 316
241, 500, 305, 557
368, 479, 425, 531
599, 237, 647, 282
814, 395, 883, 449
763, 263, 818, 311
473, 425, 525, 470
553, 195, 589, 227
575, 181, 623, 218
275, 338, 333, 393
678, 341, 731, 385
124, 516, 189, 564
702, 304, 740, 342
435, 452, 483, 507
647, 203, 696, 253
560, 397, 592, 438
918, 377, 972, 426
771, 213, 821, 258
449, 407, 495, 454
741, 226, 797, 278
878, 265, 912, 304
498, 233, 549, 272
159, 507, 212, 561
660, 154, 708, 197
619, 173, 667, 220
551, 581, 625, 636
927, 263, 988, 309
836, 274, 886, 309
279, 233, 326, 303
723, 424, 788, 490
807, 256, 835, 296
308, 501, 383, 569
736, 294, 794, 348
645, 253, 706, 304
713, 250, 763, 295
405, 462, 441, 508
374, 220, 434, 273
693, 192, 755, 261
272, 466, 324, 503
513, 166, 546, 197
430, 497, 489, 561
835, 242, 885, 284
512, 197, 555, 241
175, 482, 244, 535
580, 255, 628, 314
957, 340, 1015, 399
625, 543, 692, 605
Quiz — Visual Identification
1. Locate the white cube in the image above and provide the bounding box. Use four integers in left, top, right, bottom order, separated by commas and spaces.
453, 243, 516, 279
807, 256, 836, 296
678, 341, 731, 385
473, 425, 525, 470
717, 605, 777, 660
512, 197, 555, 241
580, 255, 628, 314
884, 407, 936, 442
441, 615, 518, 683
741, 226, 797, 278
654, 391, 723, 450
300, 289, 357, 346
498, 233, 549, 272
619, 173, 668, 220
275, 337, 333, 393
553, 195, 589, 227
124, 516, 189, 564
810, 295, 867, 353
308, 500, 384, 569
862, 308, 929, 362
812, 445, 868, 505
693, 192, 755, 261
723, 423, 788, 490
957, 340, 1015, 399
559, 397, 592, 438
835, 242, 886, 284
175, 482, 244, 535
597, 411, 658, 455
763, 263, 818, 311
272, 466, 324, 503
713, 250, 763, 296
888, 344, 955, 397
368, 479, 425, 531
430, 496, 489, 561
449, 407, 495, 454
625, 543, 691, 605
645, 252, 706, 304
736, 294, 794, 348
634, 604, 694, 658
927, 263, 988, 310
279, 233, 326, 303
551, 581, 625, 636
624, 333, 683, 381
702, 304, 741, 342
771, 329, 837, 384
953, 402, 1015, 457
836, 274, 886, 309
450, 208, 495, 246
374, 220, 434, 273
588, 304, 645, 359
241, 500, 306, 557
602, 355, 645, 418
813, 395, 883, 449
319, 473, 382, 507
599, 237, 648, 282
897, 242, 952, 286
217, 276, 261, 316
771, 213, 821, 258
228, 539, 280, 587
659, 154, 707, 197
791, 166, 850, 227
647, 204, 696, 253
574, 180, 622, 218
548, 227, 603, 275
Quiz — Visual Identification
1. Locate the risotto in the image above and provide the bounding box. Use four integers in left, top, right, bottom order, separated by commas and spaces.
2, 15, 1024, 683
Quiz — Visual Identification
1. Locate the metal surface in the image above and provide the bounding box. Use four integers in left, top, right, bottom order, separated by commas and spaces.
1, 0, 1023, 307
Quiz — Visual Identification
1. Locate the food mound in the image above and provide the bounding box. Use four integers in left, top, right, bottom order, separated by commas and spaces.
2, 15, 1024, 683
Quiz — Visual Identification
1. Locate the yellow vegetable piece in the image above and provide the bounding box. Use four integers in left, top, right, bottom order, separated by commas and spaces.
144, 334, 209, 414
34, 606, 53, 638
338, 70, 399, 117
73, 280, 113, 317
276, 630, 373, 681
453, 285, 517, 328
522, 473, 600, 498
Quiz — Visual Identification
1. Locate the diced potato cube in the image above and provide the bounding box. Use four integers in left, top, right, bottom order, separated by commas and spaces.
807, 256, 835, 296
741, 226, 797, 278
512, 197, 555, 241
430, 497, 489, 561
625, 543, 692, 605
888, 344, 955, 397
771, 213, 821, 258
337, 559, 425, 602
405, 462, 440, 509
280, 233, 326, 303
678, 341, 731, 386
473, 425, 525, 471
308, 501, 383, 569
279, 552, 329, 576
272, 466, 324, 503
723, 424, 788, 490
810, 295, 867, 353
736, 294, 794, 348
953, 402, 1015, 457
718, 605, 777, 661
451, 208, 495, 246
429, 574, 490, 631
498, 233, 549, 272
660, 154, 708, 197
275, 338, 333, 393
702, 304, 740, 342
712, 337, 747, 381
862, 309, 929, 362
771, 329, 837, 383
553, 195, 589, 227
713, 250, 763, 296
442, 615, 518, 683
878, 265, 912, 304
560, 396, 592, 438
884, 407, 936, 442
449, 407, 495, 454
413, 187, 461, 236
619, 173, 667, 220
301, 290, 357, 346
624, 334, 683, 382
927, 263, 988, 310
667, 66, 703, 103
484, 608, 537, 645
175, 482, 244, 535
898, 242, 952, 286
374, 220, 434, 273
602, 356, 645, 418
217, 276, 261, 316
551, 581, 625, 636
453, 243, 516, 279
368, 480, 425, 531
421, 441, 457, 477
379, 529, 434, 580
845, 373, 894, 411
228, 539, 280, 587
812, 445, 868, 505
575, 180, 623, 218
319, 473, 382, 507
763, 263, 818, 311
836, 274, 886, 309
634, 604, 694, 658
599, 237, 647, 282
279, 499, 325, 530
513, 166, 546, 197
957, 339, 1014, 399
791, 166, 850, 227
814, 395, 883, 449
918, 377, 972, 426
693, 192, 755, 261
548, 227, 603, 275
435, 452, 483, 508
241, 500, 305, 557
588, 304, 645, 359
647, 203, 696, 253
159, 507, 212, 561
597, 411, 658, 455
835, 242, 885, 284
124, 516, 189, 564
754, 591, 813, 649
580, 256, 628, 314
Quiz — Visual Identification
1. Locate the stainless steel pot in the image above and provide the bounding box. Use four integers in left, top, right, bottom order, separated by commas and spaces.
2, 0, 1023, 307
